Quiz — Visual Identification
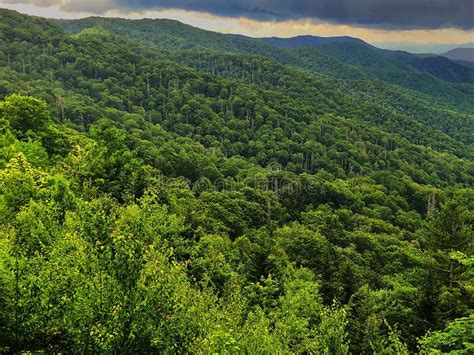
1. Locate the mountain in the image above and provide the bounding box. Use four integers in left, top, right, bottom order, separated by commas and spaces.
259, 34, 372, 48
300, 42, 474, 85
57, 16, 282, 54
57, 17, 474, 119
1, 9, 473, 354
56, 16, 474, 77
374, 41, 474, 54
441, 48, 474, 62
414, 52, 474, 69
409, 55, 474, 82
288, 42, 474, 120
455, 60, 474, 69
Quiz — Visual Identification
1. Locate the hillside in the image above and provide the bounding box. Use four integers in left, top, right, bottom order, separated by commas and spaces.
455, 60, 474, 69
0, 9, 473, 354
58, 17, 474, 124
58, 16, 287, 55
441, 47, 474, 62
260, 35, 372, 48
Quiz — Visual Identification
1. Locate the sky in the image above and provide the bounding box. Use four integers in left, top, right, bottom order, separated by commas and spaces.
1, 0, 473, 53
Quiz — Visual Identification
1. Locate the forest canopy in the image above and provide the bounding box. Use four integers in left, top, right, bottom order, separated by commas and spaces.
0, 8, 473, 353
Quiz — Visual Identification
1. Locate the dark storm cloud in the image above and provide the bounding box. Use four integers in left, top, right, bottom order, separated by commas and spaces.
117, 0, 474, 30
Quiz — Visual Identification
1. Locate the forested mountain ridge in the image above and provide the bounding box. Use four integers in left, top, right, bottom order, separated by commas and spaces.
264, 35, 474, 83
58, 15, 474, 86
57, 15, 474, 142
441, 48, 474, 63
58, 16, 282, 53
260, 34, 373, 48
0, 8, 473, 353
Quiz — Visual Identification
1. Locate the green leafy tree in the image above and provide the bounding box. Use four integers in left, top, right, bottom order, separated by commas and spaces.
0, 94, 51, 139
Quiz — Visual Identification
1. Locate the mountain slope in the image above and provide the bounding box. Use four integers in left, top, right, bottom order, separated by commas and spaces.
57, 17, 474, 109
441, 48, 474, 62
260, 35, 372, 48
58, 16, 285, 55
0, 9, 470, 179
307, 42, 474, 84
455, 60, 474, 69
409, 55, 474, 83
259, 34, 474, 85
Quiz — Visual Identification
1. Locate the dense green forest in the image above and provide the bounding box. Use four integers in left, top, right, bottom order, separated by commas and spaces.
0, 9, 473, 353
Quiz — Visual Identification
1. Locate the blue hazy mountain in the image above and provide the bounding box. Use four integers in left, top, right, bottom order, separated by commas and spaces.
441, 48, 474, 62
259, 35, 373, 48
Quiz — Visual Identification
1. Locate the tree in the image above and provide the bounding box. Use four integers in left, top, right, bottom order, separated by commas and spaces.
0, 95, 52, 139
419, 197, 473, 322
419, 314, 474, 354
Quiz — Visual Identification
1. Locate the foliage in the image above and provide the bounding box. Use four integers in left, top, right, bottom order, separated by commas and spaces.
0, 8, 472, 353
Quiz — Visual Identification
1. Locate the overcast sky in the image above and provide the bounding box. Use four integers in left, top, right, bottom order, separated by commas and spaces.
1, 0, 473, 52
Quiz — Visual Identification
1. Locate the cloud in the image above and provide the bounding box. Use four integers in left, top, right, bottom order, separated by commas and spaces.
2, 0, 115, 14
2, 0, 474, 30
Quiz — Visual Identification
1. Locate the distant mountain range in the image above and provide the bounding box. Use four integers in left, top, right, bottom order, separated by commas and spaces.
374, 42, 474, 54
440, 48, 474, 62
260, 35, 473, 64
415, 48, 474, 69
259, 35, 373, 49
257, 34, 474, 74
55, 17, 474, 94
